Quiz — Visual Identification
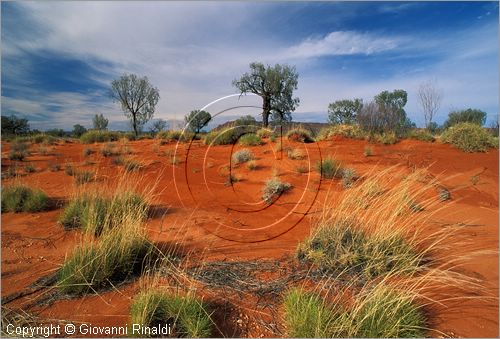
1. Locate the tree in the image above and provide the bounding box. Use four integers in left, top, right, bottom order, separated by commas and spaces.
150, 119, 168, 134
328, 99, 363, 125
374, 89, 410, 135
1, 114, 29, 135
110, 73, 160, 136
93, 114, 109, 131
72, 124, 87, 137
418, 80, 442, 129
234, 115, 258, 126
443, 108, 486, 129
184, 110, 211, 133
233, 62, 299, 127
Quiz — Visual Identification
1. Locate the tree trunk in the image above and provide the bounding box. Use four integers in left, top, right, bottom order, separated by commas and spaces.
262, 96, 271, 127
132, 114, 138, 137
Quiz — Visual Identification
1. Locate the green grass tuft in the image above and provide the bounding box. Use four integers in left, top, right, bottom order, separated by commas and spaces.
8, 142, 30, 161
316, 157, 343, 179
239, 133, 263, 146
2, 184, 49, 213
441, 122, 497, 152
80, 130, 120, 143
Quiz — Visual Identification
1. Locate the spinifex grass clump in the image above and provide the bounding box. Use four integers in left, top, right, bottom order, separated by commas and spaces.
297, 169, 438, 280
2, 184, 49, 213
283, 283, 426, 338
59, 191, 148, 236
231, 149, 254, 164
130, 290, 213, 338
286, 127, 314, 143
239, 133, 263, 146
8, 142, 30, 161
441, 122, 497, 152
316, 157, 343, 179
262, 177, 292, 204
57, 221, 153, 295
80, 130, 120, 143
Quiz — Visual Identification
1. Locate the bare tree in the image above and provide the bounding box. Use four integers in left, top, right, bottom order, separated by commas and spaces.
418, 80, 443, 129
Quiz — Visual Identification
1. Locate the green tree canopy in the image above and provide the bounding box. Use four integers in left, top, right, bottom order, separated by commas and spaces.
110, 74, 160, 136
328, 99, 363, 125
72, 124, 87, 137
443, 108, 486, 129
233, 62, 299, 127
185, 110, 211, 133
93, 113, 109, 131
1, 115, 29, 135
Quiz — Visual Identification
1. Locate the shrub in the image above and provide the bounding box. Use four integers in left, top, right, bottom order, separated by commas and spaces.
204, 128, 243, 146
286, 127, 314, 143
2, 184, 49, 213
64, 164, 75, 176
341, 168, 357, 188
262, 177, 292, 204
374, 131, 398, 144
443, 108, 486, 129
130, 290, 212, 338
112, 156, 125, 166
256, 128, 273, 138
157, 130, 194, 143
246, 160, 258, 171
74, 171, 94, 185
80, 130, 120, 143
287, 148, 305, 160
8, 142, 30, 161
316, 157, 343, 179
295, 164, 308, 174
440, 122, 497, 152
83, 148, 93, 157
224, 174, 240, 186
38, 145, 51, 155
363, 146, 373, 157
239, 133, 263, 146
407, 129, 435, 142
101, 143, 120, 157
232, 149, 254, 164
57, 223, 153, 295
48, 162, 61, 172
24, 164, 36, 173
438, 187, 451, 201
317, 124, 365, 141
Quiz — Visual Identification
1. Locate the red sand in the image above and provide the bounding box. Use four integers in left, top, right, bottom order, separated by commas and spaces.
1, 137, 498, 337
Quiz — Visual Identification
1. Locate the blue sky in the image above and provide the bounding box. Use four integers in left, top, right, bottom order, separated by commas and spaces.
1, 1, 498, 130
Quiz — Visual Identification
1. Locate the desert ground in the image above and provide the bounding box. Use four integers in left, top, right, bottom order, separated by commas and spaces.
1, 135, 498, 337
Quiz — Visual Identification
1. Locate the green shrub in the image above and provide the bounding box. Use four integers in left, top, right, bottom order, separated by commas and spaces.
317, 124, 365, 141
204, 128, 243, 146
232, 149, 254, 164
239, 133, 263, 146
130, 291, 213, 338
256, 128, 273, 138
24, 164, 36, 173
316, 157, 343, 179
157, 130, 195, 142
8, 142, 30, 161
443, 108, 486, 129
407, 129, 435, 142
80, 130, 120, 143
374, 132, 398, 145
262, 177, 292, 204
286, 127, 314, 143
2, 184, 49, 213
74, 171, 94, 185
440, 122, 497, 152
295, 164, 309, 174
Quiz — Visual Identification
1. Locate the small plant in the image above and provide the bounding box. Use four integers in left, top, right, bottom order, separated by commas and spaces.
38, 145, 51, 156
2, 167, 17, 179
407, 129, 435, 142
232, 149, 254, 164
341, 167, 357, 188
8, 142, 29, 161
239, 133, 263, 146
224, 174, 240, 186
316, 124, 365, 141
124, 159, 141, 172
64, 164, 75, 176
246, 160, 258, 171
374, 132, 398, 145
256, 128, 272, 138
316, 157, 343, 179
363, 146, 373, 157
48, 162, 61, 172
438, 187, 451, 201
112, 156, 125, 166
24, 164, 36, 173
2, 184, 49, 213
295, 163, 308, 174
286, 127, 314, 143
83, 148, 93, 157
408, 199, 424, 213
262, 177, 292, 204
101, 143, 120, 157
270, 134, 277, 142
287, 148, 305, 160
130, 290, 213, 338
441, 122, 497, 152
74, 171, 94, 185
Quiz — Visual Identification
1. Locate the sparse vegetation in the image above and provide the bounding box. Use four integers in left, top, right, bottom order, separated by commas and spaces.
204, 128, 242, 146
407, 129, 435, 142
74, 171, 94, 185
48, 162, 61, 172
286, 127, 314, 143
316, 157, 343, 179
80, 130, 120, 143
83, 148, 93, 157
124, 159, 142, 172
8, 142, 30, 161
2, 184, 49, 213
341, 167, 357, 188
23, 164, 36, 173
262, 177, 292, 204
295, 163, 309, 174
157, 130, 195, 142
246, 160, 258, 171
287, 148, 305, 160
232, 149, 254, 164
363, 146, 373, 157
101, 143, 121, 157
317, 124, 365, 141
64, 164, 75, 176
130, 290, 213, 338
441, 122, 497, 152
374, 131, 398, 145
